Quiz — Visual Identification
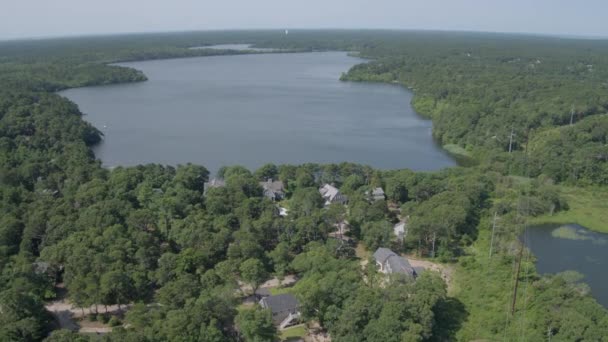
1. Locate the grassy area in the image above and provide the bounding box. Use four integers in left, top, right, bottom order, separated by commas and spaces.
443, 144, 473, 158
550, 226, 594, 240
269, 286, 293, 296
530, 186, 608, 233
449, 225, 540, 341
280, 325, 307, 341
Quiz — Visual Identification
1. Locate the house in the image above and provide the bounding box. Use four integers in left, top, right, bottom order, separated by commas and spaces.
393, 222, 407, 241
373, 248, 417, 278
259, 294, 301, 330
203, 178, 225, 195
319, 184, 348, 206
260, 179, 285, 201
366, 187, 386, 201
393, 216, 409, 241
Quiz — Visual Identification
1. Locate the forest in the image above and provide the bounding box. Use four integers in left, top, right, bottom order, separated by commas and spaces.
1, 30, 607, 341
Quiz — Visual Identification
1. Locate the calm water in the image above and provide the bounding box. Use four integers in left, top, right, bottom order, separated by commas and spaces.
525, 224, 608, 307
189, 44, 277, 52
60, 52, 456, 173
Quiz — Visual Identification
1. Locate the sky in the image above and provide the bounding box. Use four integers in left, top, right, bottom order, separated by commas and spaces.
1, 0, 607, 40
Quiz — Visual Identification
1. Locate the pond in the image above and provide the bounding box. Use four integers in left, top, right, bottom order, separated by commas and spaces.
525, 224, 608, 307
189, 44, 278, 52
60, 51, 457, 173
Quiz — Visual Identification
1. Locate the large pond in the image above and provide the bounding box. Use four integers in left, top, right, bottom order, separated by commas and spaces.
189, 43, 277, 52
525, 224, 608, 307
60, 51, 456, 173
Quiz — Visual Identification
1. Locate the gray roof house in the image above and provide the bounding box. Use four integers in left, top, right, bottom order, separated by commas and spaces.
203, 178, 225, 195
319, 184, 348, 206
259, 294, 301, 330
373, 247, 417, 278
260, 179, 285, 201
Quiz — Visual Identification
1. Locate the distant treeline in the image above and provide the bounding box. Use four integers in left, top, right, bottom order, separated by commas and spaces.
338, 32, 608, 184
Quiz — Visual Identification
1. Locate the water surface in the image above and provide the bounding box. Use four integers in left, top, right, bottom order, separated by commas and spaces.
61, 52, 456, 173
189, 44, 276, 52
525, 224, 608, 307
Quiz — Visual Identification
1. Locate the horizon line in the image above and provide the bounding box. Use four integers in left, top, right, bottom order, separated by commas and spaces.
2, 27, 608, 44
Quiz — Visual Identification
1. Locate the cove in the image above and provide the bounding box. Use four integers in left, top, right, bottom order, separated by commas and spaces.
525, 224, 608, 307
60, 52, 457, 173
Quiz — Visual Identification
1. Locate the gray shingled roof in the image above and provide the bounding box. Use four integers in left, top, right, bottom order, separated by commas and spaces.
374, 248, 416, 277
387, 255, 415, 276
261, 294, 299, 314
373, 247, 395, 264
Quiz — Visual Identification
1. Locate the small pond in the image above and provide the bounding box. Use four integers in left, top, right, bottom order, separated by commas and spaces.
525, 223, 608, 307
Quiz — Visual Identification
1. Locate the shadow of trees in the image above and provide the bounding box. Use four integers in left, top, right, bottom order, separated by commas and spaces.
431, 296, 469, 341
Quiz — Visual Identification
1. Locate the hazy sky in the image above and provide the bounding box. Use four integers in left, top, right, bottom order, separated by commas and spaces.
2, 0, 607, 40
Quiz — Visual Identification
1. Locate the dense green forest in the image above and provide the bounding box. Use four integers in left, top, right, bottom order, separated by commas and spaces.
1, 30, 607, 341
339, 33, 608, 185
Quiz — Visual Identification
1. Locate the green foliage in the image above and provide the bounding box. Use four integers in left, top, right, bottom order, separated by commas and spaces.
452, 220, 608, 341
239, 258, 268, 294
235, 306, 278, 342
330, 272, 447, 342
0, 288, 50, 342
530, 185, 608, 233
254, 163, 279, 182
289, 187, 323, 217
341, 33, 608, 185
43, 330, 90, 342
0, 30, 606, 341
360, 220, 393, 251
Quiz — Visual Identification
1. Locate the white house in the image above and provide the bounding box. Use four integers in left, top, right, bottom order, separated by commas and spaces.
393, 216, 409, 241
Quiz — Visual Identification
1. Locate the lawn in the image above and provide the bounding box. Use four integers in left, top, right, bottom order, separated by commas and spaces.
280, 325, 307, 341
530, 186, 608, 233
269, 286, 293, 296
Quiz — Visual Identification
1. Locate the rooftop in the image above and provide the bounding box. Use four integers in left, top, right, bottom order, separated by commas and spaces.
373, 247, 395, 264
260, 294, 299, 314
372, 187, 385, 196
260, 179, 285, 193
319, 184, 340, 200
387, 254, 415, 276
374, 247, 416, 276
